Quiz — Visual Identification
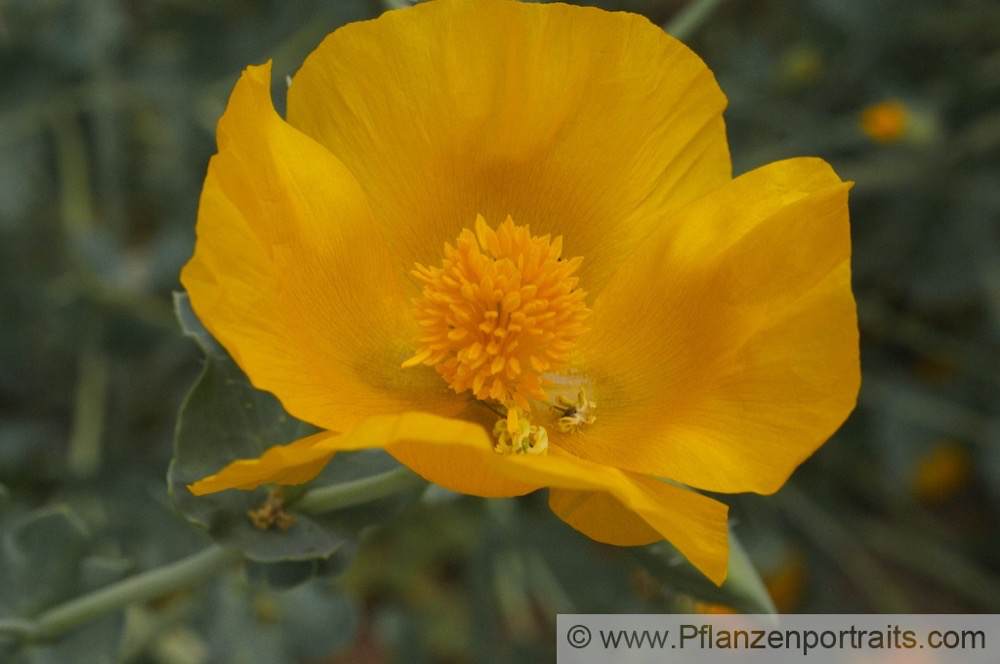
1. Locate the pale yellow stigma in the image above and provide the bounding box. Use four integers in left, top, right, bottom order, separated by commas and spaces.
403, 215, 590, 410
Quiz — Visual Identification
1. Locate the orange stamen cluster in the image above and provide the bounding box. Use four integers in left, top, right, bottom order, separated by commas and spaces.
403, 215, 590, 410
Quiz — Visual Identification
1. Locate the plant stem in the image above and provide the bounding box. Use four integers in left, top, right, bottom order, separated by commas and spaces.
26, 545, 241, 642
67, 325, 108, 479
0, 619, 35, 638
664, 0, 728, 42
293, 465, 426, 514
13, 464, 424, 644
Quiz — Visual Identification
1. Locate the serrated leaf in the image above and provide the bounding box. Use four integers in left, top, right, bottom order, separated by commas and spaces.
632, 528, 777, 614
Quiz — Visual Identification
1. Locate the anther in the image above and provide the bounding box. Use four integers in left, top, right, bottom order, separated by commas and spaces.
555, 388, 597, 433
493, 405, 549, 455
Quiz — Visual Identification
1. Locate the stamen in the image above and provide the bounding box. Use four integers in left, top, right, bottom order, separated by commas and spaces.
555, 388, 597, 433
247, 488, 296, 531
492, 405, 549, 455
403, 215, 590, 409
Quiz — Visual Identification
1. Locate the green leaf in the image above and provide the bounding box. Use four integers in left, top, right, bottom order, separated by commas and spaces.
0, 509, 124, 664
245, 559, 321, 590
0, 507, 90, 616
243, 545, 356, 591
169, 293, 343, 562
203, 577, 359, 664
11, 613, 123, 664
78, 557, 133, 594
171, 291, 225, 357
168, 293, 422, 564
631, 527, 777, 614
0, 506, 126, 663
303, 450, 426, 535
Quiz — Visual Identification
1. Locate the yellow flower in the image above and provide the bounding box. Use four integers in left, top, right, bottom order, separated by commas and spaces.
182, 0, 859, 585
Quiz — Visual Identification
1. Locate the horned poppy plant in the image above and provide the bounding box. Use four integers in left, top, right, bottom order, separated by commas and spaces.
182, 0, 859, 584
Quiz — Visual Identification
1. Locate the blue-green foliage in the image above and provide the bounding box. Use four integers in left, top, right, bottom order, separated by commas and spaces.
2, 0, 999, 662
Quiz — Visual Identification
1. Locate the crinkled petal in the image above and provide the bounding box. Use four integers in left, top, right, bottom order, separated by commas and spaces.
287, 0, 730, 295
565, 158, 859, 494
188, 430, 337, 495
182, 62, 465, 433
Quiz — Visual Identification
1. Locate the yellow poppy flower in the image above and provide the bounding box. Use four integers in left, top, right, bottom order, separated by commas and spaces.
182, 0, 859, 585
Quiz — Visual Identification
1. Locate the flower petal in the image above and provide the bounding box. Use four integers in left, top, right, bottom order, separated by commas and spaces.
189, 411, 540, 498
286, 0, 730, 294
317, 411, 541, 497
567, 158, 859, 494
182, 62, 464, 433
188, 412, 729, 582
510, 452, 729, 585
549, 489, 659, 546
188, 430, 337, 495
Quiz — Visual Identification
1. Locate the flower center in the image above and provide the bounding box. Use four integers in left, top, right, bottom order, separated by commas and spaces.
403, 215, 591, 418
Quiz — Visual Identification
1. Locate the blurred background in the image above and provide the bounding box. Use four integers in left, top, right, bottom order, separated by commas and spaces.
1, 0, 998, 662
